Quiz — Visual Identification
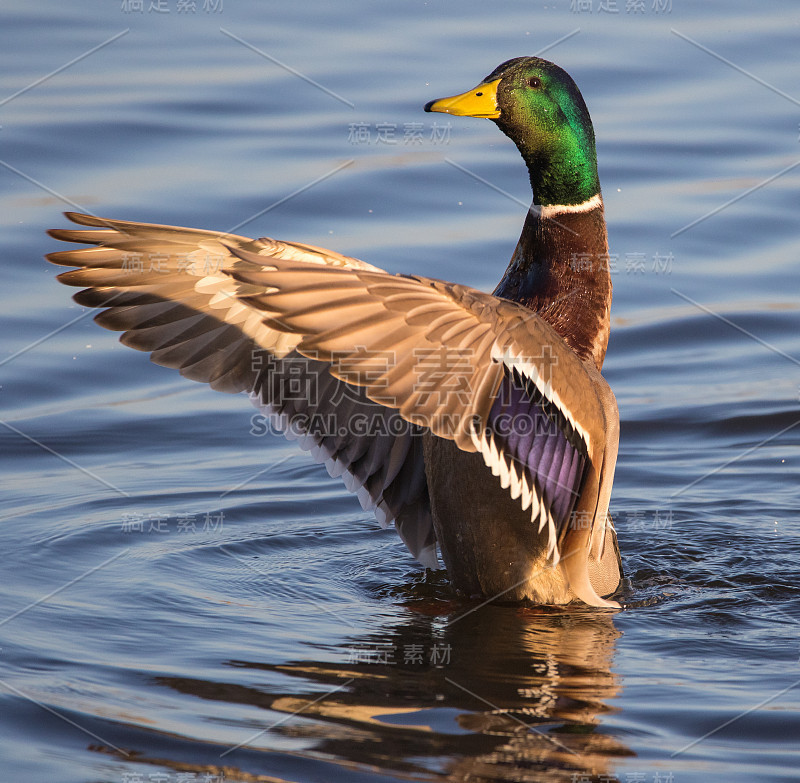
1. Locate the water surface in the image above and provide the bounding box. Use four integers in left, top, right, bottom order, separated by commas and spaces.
2, 1, 800, 781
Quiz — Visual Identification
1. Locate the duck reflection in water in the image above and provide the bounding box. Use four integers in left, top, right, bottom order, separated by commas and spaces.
129, 599, 627, 781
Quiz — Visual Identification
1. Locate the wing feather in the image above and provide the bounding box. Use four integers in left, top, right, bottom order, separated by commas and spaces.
226, 249, 608, 562
47, 213, 435, 567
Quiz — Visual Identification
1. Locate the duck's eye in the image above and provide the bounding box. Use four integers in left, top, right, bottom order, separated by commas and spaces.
527, 77, 541, 89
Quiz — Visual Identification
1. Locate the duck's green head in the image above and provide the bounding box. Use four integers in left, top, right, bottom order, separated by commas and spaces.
425, 57, 600, 207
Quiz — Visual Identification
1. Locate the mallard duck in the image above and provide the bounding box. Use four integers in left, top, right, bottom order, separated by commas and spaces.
47, 56, 622, 608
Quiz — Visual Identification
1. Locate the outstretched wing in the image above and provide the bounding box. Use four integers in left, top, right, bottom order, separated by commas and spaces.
227, 250, 613, 564
47, 212, 436, 567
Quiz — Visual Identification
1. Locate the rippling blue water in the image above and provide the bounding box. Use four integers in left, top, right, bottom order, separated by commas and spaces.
2, 1, 800, 781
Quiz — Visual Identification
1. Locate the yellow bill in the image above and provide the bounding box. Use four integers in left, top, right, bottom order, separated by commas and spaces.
424, 78, 501, 118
